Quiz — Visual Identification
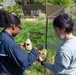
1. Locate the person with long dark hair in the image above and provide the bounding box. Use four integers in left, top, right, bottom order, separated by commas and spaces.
0, 9, 43, 75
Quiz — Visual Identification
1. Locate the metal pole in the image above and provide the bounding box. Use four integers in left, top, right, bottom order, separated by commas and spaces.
45, 0, 47, 50
44, 17, 48, 75
44, 0, 48, 75
45, 17, 48, 49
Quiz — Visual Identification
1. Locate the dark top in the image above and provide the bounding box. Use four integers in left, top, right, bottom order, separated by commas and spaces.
0, 30, 38, 75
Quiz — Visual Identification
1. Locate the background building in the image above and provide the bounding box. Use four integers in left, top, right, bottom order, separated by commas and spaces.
0, 0, 15, 6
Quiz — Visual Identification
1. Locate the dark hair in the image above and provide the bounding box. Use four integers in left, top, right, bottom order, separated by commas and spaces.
53, 13, 74, 33
0, 9, 21, 28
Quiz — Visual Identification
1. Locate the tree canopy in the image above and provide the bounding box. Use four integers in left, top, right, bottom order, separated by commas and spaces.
48, 0, 74, 7
0, 0, 6, 2
30, 0, 44, 4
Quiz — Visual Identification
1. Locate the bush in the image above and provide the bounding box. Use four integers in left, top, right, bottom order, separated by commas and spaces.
50, 0, 74, 7
4, 4, 22, 18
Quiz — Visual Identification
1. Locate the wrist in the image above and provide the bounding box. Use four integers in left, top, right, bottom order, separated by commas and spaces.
35, 47, 38, 50
41, 60, 45, 65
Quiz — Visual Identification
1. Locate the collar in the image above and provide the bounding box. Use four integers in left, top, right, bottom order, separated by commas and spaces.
2, 30, 14, 39
63, 35, 75, 42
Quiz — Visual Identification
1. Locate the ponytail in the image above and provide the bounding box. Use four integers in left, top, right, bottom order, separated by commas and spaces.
0, 9, 11, 27
0, 9, 21, 28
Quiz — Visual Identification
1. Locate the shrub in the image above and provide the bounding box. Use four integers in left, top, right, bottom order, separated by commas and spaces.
50, 0, 74, 7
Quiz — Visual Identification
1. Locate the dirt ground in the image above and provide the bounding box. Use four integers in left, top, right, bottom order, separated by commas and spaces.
25, 18, 37, 21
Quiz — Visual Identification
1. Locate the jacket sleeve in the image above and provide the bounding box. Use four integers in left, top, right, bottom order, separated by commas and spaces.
46, 52, 71, 74
46, 46, 71, 74
4, 42, 38, 70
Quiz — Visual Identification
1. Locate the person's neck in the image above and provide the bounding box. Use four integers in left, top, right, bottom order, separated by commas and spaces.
5, 28, 12, 36
65, 33, 74, 39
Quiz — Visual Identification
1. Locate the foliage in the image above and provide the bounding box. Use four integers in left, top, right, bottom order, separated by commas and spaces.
30, 0, 44, 4
74, 0, 76, 2
14, 0, 22, 5
47, 0, 52, 3
15, 19, 46, 47
50, 0, 74, 7
0, 0, 6, 2
4, 4, 22, 17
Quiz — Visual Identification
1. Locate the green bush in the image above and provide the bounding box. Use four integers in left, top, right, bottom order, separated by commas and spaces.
31, 0, 44, 4
4, 4, 22, 18
50, 0, 74, 7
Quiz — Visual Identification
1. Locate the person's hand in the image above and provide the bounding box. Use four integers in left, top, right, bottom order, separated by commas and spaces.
35, 44, 43, 50
20, 42, 25, 48
37, 57, 48, 66
37, 56, 44, 62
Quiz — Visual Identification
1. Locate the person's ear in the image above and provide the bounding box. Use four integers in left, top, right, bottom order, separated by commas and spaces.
62, 27, 66, 32
60, 27, 66, 33
11, 24, 15, 30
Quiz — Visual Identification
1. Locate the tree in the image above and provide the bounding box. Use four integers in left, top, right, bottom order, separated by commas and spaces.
74, 0, 76, 2
14, 0, 23, 5
0, 0, 6, 2
5, 3, 22, 17
50, 0, 74, 7
30, 0, 44, 4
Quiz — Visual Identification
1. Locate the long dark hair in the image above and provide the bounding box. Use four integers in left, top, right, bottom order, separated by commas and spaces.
0, 9, 21, 28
